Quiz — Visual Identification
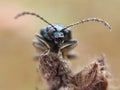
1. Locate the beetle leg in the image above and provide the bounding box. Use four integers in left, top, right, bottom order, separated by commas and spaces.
61, 40, 77, 51
34, 53, 41, 60
33, 34, 50, 60
35, 33, 50, 50
60, 40, 77, 58
34, 50, 50, 61
32, 40, 48, 51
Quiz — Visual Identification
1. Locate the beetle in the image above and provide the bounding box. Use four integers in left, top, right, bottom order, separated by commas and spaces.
15, 11, 111, 59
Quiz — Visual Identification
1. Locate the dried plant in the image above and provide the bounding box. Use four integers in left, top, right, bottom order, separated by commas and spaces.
38, 52, 73, 90
37, 52, 110, 90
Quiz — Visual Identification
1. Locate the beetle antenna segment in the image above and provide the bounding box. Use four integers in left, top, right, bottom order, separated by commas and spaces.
14, 11, 57, 31
62, 18, 112, 31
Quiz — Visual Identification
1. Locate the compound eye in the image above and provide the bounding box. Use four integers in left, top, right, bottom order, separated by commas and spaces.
62, 28, 71, 40
47, 27, 56, 33
63, 28, 70, 35
47, 27, 56, 39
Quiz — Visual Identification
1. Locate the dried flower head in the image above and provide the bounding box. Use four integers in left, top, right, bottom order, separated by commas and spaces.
38, 52, 73, 90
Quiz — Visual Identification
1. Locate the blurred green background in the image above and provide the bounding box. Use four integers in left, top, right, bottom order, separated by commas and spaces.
0, 0, 120, 90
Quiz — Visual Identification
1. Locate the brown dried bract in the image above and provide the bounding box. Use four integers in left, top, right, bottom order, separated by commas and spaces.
73, 62, 98, 90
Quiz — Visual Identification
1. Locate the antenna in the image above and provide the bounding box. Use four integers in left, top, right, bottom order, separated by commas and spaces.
14, 11, 57, 31
62, 18, 112, 31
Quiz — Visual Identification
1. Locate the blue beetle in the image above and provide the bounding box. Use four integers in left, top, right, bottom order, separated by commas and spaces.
33, 24, 77, 57
40, 24, 71, 45
15, 11, 111, 59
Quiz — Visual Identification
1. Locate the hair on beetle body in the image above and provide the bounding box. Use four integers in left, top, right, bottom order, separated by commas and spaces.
15, 11, 111, 60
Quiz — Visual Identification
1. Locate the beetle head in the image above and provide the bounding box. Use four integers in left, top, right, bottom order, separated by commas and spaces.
41, 24, 71, 46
